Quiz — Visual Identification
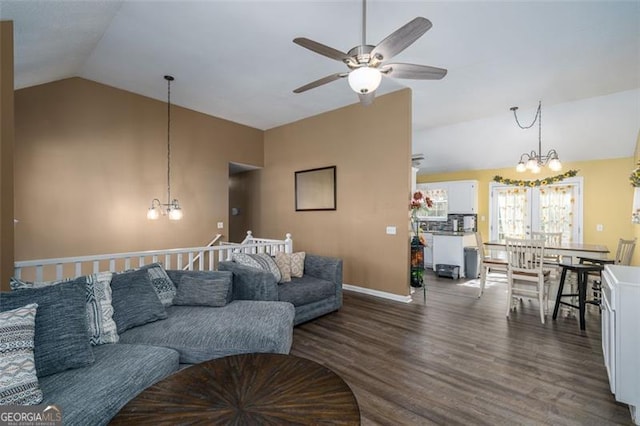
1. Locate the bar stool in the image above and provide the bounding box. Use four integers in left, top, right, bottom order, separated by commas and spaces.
552, 262, 603, 330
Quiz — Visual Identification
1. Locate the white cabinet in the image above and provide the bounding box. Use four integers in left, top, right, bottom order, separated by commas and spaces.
432, 233, 476, 278
418, 180, 478, 218
447, 180, 478, 214
601, 265, 640, 425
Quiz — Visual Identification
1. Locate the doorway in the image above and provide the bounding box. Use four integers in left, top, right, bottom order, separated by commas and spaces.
489, 177, 583, 242
228, 162, 261, 242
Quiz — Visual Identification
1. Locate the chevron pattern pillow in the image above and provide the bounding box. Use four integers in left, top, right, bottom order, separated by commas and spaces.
0, 304, 43, 405
232, 253, 282, 283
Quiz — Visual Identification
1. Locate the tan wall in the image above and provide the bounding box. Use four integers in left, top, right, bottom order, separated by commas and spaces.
14, 77, 263, 260
419, 157, 636, 264
0, 21, 14, 291
259, 89, 412, 296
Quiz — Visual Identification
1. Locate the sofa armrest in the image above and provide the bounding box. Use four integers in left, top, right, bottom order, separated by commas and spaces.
304, 254, 343, 287
218, 261, 279, 301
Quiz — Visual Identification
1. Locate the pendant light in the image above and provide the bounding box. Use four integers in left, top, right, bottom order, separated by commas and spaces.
147, 75, 183, 220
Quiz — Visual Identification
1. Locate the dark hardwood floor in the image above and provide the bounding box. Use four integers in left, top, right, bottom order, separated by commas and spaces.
289, 272, 632, 425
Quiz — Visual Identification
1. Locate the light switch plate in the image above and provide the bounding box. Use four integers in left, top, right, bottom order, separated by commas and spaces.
596, 224, 604, 232
386, 226, 396, 235
217, 222, 224, 229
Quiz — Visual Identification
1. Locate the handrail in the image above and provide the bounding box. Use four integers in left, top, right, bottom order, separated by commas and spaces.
14, 233, 293, 282
183, 233, 224, 270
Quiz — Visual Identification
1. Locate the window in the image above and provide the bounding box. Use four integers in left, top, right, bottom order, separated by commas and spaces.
417, 185, 447, 220
489, 177, 583, 243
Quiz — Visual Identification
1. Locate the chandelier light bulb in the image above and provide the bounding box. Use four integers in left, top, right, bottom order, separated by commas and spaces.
516, 162, 527, 173
168, 205, 183, 221
525, 158, 537, 170
530, 163, 541, 174
147, 207, 160, 220
548, 157, 562, 172
348, 67, 382, 94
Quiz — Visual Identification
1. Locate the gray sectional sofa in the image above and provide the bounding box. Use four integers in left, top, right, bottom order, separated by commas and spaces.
0, 268, 295, 425
220, 253, 343, 325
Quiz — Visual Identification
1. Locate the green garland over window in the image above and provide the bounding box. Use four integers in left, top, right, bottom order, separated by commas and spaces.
629, 162, 640, 187
493, 170, 578, 187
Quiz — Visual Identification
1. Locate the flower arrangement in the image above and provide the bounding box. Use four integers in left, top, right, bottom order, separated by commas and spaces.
630, 162, 640, 187
410, 190, 433, 217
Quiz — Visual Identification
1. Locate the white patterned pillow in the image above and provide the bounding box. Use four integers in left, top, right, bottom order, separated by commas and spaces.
232, 253, 282, 282
290, 252, 306, 278
11, 272, 119, 346
274, 252, 292, 283
0, 304, 43, 405
274, 252, 306, 280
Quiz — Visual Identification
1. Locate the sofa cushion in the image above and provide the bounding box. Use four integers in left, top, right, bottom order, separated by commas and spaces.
173, 275, 230, 307
38, 343, 179, 426
110, 268, 167, 333
274, 252, 305, 281
166, 270, 234, 305
0, 304, 42, 405
118, 301, 295, 364
278, 275, 336, 307
140, 263, 177, 307
0, 280, 94, 377
232, 253, 282, 282
11, 272, 119, 346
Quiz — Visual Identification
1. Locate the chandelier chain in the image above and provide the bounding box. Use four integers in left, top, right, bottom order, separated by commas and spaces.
166, 76, 172, 204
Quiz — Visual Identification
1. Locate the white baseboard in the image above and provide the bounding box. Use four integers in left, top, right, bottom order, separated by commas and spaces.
342, 283, 412, 303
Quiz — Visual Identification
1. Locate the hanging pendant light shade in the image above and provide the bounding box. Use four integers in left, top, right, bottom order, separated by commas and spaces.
147, 75, 183, 220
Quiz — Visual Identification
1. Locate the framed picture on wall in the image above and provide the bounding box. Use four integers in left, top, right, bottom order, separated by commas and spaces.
295, 166, 337, 211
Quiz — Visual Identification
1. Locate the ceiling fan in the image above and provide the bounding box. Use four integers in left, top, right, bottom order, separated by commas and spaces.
292, 0, 447, 106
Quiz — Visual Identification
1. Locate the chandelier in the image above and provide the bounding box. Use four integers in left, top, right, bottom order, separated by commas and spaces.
511, 101, 562, 173
147, 75, 183, 221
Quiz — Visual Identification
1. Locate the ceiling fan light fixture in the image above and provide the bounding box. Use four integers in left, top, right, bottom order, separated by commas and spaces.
348, 67, 382, 94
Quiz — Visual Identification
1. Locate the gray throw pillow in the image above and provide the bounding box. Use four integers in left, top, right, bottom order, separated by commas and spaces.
173, 276, 231, 307
0, 304, 43, 405
0, 279, 95, 378
11, 271, 118, 346
110, 268, 167, 333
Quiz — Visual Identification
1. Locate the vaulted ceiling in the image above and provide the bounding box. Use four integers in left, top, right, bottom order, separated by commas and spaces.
2, 1, 639, 173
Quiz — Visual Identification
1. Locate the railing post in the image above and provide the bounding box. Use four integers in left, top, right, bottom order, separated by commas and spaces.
285, 233, 293, 254
242, 230, 253, 244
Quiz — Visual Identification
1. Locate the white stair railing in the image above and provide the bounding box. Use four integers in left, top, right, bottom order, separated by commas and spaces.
183, 233, 224, 271
14, 233, 293, 282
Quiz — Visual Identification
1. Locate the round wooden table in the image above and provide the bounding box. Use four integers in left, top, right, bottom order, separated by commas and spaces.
110, 353, 360, 425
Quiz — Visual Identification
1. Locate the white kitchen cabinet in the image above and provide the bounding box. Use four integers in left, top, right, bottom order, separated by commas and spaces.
447, 180, 478, 214
418, 180, 478, 217
432, 233, 476, 278
601, 265, 640, 425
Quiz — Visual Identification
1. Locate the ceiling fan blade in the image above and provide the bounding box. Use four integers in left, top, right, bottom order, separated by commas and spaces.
358, 92, 375, 106
293, 73, 347, 93
370, 17, 432, 62
293, 38, 351, 62
382, 63, 447, 80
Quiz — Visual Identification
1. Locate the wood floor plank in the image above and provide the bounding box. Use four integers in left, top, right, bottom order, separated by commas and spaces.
289, 274, 632, 425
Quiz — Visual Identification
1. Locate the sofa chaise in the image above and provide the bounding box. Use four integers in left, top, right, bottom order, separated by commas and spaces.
0, 266, 295, 425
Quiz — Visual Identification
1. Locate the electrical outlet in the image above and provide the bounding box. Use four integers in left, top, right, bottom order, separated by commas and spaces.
386, 226, 396, 235
217, 222, 224, 229
596, 224, 604, 232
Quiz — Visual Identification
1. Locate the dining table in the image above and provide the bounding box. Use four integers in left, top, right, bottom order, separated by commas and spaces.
484, 240, 610, 262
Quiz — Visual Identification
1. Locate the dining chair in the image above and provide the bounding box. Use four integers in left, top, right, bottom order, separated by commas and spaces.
578, 237, 637, 303
475, 232, 508, 298
505, 238, 551, 324
532, 231, 563, 268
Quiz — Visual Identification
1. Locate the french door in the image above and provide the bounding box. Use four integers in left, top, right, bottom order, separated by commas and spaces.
489, 177, 583, 243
